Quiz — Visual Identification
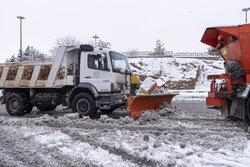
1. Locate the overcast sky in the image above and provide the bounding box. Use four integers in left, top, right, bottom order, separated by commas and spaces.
0, 0, 249, 62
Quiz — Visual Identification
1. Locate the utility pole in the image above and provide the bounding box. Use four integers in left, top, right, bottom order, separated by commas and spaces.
17, 16, 25, 60
92, 35, 99, 47
242, 8, 250, 23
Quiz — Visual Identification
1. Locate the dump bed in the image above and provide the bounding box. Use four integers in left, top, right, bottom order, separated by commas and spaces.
0, 46, 79, 88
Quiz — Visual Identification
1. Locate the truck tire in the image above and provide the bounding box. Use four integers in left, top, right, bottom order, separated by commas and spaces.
245, 97, 250, 122
19, 93, 33, 113
24, 96, 33, 113
47, 105, 57, 111
72, 93, 96, 118
36, 104, 57, 111
25, 104, 33, 113
100, 108, 115, 113
6, 92, 26, 116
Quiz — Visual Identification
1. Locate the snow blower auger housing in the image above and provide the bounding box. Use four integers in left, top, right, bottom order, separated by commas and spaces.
0, 45, 176, 119
201, 24, 250, 120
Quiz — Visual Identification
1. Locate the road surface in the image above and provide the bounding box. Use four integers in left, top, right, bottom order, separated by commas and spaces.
0, 101, 249, 167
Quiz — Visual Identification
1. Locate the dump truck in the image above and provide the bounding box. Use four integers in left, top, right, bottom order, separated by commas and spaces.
201, 24, 250, 121
0, 45, 175, 119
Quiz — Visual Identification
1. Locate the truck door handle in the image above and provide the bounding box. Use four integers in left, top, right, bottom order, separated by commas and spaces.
85, 76, 91, 78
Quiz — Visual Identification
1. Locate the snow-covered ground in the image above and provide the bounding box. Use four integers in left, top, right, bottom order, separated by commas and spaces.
0, 57, 248, 167
129, 57, 224, 92
0, 101, 249, 167
171, 92, 207, 102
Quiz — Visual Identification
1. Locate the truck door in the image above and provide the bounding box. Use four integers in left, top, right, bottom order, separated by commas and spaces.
109, 51, 131, 95
80, 52, 111, 92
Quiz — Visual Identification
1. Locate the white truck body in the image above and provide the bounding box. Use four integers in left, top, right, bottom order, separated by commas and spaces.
1, 45, 135, 117
0, 46, 131, 95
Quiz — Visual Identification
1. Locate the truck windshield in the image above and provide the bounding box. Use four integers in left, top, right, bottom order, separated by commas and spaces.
110, 52, 130, 72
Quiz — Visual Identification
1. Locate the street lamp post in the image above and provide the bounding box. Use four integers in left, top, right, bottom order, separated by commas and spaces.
17, 16, 25, 59
92, 35, 99, 47
242, 8, 250, 23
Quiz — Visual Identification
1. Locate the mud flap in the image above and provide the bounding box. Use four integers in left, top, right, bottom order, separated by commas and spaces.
229, 99, 245, 119
127, 94, 176, 120
228, 85, 250, 120
220, 106, 229, 117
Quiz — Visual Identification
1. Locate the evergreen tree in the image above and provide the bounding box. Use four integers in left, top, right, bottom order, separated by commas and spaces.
154, 39, 166, 56
8, 55, 18, 62
6, 46, 49, 62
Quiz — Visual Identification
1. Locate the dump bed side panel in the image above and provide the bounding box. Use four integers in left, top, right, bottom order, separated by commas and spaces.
0, 46, 78, 88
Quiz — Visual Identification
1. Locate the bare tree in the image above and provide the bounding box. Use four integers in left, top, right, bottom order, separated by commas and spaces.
50, 35, 112, 56
50, 35, 81, 56
85, 39, 112, 48
96, 39, 112, 48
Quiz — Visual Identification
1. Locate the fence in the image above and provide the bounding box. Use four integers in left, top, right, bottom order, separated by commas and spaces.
122, 51, 220, 59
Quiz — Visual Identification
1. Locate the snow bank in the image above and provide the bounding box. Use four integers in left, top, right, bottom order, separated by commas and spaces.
129, 57, 224, 92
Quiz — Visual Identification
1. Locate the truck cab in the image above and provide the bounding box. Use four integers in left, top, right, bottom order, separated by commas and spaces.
81, 48, 131, 94
78, 46, 133, 111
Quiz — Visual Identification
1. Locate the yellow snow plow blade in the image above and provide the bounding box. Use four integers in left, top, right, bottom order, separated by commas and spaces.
127, 94, 176, 119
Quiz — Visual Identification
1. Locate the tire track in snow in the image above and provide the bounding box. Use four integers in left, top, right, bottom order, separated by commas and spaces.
58, 128, 160, 167
44, 120, 246, 134
16, 125, 138, 167
0, 139, 26, 167
0, 126, 92, 167
0, 102, 249, 166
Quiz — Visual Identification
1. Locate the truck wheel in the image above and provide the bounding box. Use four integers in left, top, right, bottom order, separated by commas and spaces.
72, 93, 96, 118
25, 98, 33, 113
36, 104, 57, 111
47, 105, 57, 111
100, 108, 115, 113
25, 104, 33, 113
245, 98, 250, 122
19, 93, 33, 114
6, 92, 26, 116
36, 104, 47, 111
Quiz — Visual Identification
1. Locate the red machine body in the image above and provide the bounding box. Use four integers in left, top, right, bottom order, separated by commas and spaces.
201, 24, 250, 120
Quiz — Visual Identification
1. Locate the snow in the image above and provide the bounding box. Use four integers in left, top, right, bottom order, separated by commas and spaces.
129, 57, 224, 92
0, 103, 249, 166
31, 129, 135, 167
172, 92, 207, 102
155, 78, 165, 87
140, 77, 156, 91
0, 57, 247, 167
